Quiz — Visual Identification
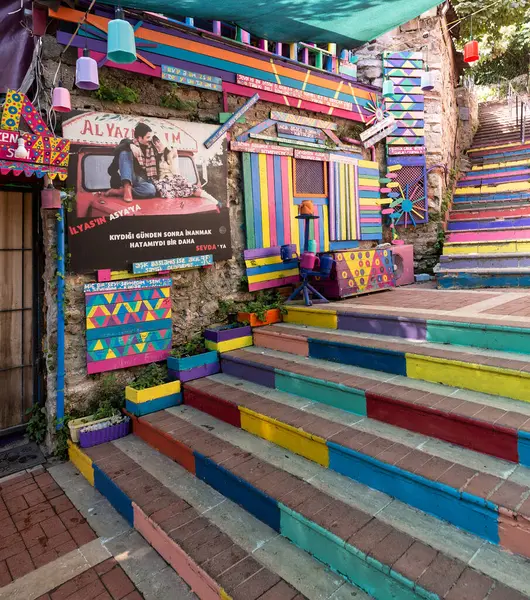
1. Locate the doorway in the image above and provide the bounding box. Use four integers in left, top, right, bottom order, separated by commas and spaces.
0, 189, 41, 433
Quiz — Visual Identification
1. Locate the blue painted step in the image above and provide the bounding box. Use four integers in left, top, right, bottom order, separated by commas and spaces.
457, 173, 530, 187
453, 191, 530, 204
436, 269, 530, 289
464, 164, 530, 177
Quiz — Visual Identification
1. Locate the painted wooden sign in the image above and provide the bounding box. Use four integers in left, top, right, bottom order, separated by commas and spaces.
231, 141, 294, 156
237, 75, 353, 111
360, 115, 396, 142
244, 247, 300, 292
270, 111, 338, 131
294, 149, 331, 162
204, 93, 259, 148
0, 89, 70, 180
84, 277, 172, 374
132, 254, 214, 274
388, 146, 426, 155
277, 123, 326, 141
363, 122, 398, 148
161, 65, 223, 91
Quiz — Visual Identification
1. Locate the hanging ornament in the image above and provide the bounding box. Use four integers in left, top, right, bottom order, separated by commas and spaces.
52, 82, 71, 113
464, 16, 479, 63
14, 135, 29, 160
76, 48, 99, 90
107, 7, 137, 64
421, 44, 434, 91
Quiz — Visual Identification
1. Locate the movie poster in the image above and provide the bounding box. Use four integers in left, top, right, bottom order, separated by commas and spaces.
62, 111, 231, 273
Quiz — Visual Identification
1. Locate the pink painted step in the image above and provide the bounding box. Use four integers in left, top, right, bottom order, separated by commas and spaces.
449, 206, 530, 221
460, 168, 530, 182
446, 228, 530, 243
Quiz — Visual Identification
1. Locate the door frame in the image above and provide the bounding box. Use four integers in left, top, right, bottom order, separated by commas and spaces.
0, 184, 44, 436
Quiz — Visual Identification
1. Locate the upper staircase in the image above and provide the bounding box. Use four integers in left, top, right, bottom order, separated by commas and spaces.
436, 98, 530, 288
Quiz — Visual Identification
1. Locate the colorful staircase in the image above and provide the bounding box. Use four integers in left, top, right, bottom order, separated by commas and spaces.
67, 303, 530, 600
436, 101, 530, 288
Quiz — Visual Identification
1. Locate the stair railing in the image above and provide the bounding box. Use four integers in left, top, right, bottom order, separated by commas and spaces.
508, 81, 528, 143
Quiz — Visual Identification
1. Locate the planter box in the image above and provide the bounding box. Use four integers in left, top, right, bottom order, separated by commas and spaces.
79, 418, 130, 448
125, 379, 181, 417
237, 309, 282, 328
69, 415, 113, 443
167, 350, 219, 383
204, 325, 253, 353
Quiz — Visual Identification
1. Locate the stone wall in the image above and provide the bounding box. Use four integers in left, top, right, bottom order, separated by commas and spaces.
355, 7, 479, 271
39, 35, 372, 422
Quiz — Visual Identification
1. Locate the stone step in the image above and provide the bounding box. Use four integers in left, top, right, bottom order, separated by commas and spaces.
454, 181, 530, 198
220, 343, 530, 464
457, 170, 530, 187
452, 193, 530, 208
468, 142, 530, 157
126, 404, 530, 600
439, 252, 530, 269
436, 269, 530, 290
468, 160, 530, 175
68, 440, 319, 600
246, 323, 530, 403
184, 373, 530, 561
282, 303, 530, 355
447, 216, 530, 232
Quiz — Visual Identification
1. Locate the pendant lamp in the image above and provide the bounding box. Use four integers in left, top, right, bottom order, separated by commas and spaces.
76, 48, 99, 90
52, 82, 71, 112
382, 78, 395, 98
107, 7, 137, 64
14, 135, 29, 160
421, 44, 434, 91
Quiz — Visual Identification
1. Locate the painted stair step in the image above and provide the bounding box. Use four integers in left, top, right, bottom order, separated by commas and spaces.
112, 435, 371, 600
467, 164, 530, 176
243, 323, 530, 403
452, 194, 530, 206
183, 374, 530, 560
69, 439, 311, 600
449, 206, 530, 220
231, 346, 530, 450
446, 228, 530, 243
436, 270, 530, 290
129, 404, 530, 600
455, 183, 530, 197
443, 239, 530, 256
439, 252, 530, 269
447, 217, 530, 231
457, 171, 530, 186
282, 304, 530, 355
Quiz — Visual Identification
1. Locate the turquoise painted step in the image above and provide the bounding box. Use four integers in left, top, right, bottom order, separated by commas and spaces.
435, 268, 530, 289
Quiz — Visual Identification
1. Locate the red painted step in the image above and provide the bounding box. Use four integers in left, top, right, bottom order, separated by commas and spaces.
449, 206, 530, 221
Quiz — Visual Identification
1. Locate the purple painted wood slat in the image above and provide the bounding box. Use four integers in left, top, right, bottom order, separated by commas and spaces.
243, 246, 282, 259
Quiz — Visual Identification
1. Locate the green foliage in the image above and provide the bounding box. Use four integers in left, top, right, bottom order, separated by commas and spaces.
54, 416, 71, 461
87, 374, 124, 417
160, 84, 197, 111
240, 291, 286, 322
217, 299, 238, 322
95, 81, 139, 104
452, 0, 528, 42
129, 363, 168, 390
171, 335, 207, 358
26, 405, 47, 445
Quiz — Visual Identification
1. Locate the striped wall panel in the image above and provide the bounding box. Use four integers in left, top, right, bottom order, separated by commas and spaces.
328, 162, 359, 242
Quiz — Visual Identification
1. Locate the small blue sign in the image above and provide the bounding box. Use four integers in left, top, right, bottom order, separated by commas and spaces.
132, 254, 214, 274
161, 66, 223, 92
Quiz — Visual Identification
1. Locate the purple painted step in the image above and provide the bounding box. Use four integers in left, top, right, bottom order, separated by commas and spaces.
446, 228, 530, 243
447, 217, 530, 231
457, 173, 530, 187
439, 253, 530, 269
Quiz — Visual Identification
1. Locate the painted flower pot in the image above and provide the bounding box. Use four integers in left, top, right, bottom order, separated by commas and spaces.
167, 350, 219, 383
204, 325, 253, 353
237, 309, 282, 328
68, 414, 114, 443
79, 418, 130, 448
125, 379, 181, 417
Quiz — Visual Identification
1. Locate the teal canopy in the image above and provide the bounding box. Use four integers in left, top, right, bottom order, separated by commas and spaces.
103, 0, 441, 46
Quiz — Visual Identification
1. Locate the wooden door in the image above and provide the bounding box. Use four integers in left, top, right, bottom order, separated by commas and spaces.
0, 191, 35, 431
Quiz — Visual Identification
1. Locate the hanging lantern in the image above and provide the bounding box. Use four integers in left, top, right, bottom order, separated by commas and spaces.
41, 184, 62, 210
107, 7, 137, 64
382, 79, 395, 98
52, 83, 71, 113
421, 68, 434, 91
464, 40, 479, 63
76, 48, 99, 90
32, 4, 48, 37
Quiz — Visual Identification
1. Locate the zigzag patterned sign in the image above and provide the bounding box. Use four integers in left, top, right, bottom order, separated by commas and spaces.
84, 277, 172, 374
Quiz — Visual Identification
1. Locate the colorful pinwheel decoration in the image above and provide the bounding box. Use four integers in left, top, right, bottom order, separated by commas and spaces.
365, 94, 390, 126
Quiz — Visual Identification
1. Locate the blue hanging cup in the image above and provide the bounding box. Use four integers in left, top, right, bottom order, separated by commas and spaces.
107, 8, 137, 64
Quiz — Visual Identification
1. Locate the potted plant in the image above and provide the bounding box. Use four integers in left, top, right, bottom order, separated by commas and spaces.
78, 414, 130, 448
167, 335, 220, 382
125, 363, 181, 417
204, 323, 253, 353
237, 291, 286, 327
69, 374, 125, 442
